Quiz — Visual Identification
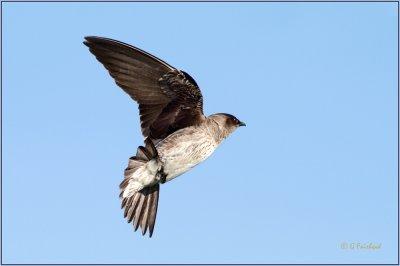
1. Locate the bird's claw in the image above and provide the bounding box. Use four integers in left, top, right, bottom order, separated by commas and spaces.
158, 167, 167, 184
160, 173, 166, 184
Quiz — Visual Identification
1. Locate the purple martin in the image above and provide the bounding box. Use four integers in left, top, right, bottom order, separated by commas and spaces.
84, 36, 245, 237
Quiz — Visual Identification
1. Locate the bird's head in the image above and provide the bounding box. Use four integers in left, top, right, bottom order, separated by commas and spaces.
209, 113, 246, 139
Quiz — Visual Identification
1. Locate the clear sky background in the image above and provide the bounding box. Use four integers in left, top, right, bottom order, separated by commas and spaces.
2, 2, 398, 264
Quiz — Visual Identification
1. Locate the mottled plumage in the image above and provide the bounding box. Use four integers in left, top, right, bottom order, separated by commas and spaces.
84, 36, 245, 237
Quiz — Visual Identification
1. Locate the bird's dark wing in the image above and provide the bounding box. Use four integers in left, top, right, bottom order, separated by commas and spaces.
83, 36, 204, 140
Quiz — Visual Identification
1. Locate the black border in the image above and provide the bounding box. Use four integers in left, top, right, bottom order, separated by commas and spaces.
0, 1, 398, 265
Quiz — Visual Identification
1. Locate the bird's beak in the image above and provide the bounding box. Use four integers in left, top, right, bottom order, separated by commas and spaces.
239, 121, 246, 127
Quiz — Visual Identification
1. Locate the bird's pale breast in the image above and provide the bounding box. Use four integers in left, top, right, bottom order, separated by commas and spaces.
156, 125, 218, 182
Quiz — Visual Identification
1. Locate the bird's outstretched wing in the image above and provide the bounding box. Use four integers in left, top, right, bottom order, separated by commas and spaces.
84, 36, 204, 140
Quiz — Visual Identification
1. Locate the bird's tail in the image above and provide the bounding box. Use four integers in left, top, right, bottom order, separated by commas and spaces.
119, 138, 160, 237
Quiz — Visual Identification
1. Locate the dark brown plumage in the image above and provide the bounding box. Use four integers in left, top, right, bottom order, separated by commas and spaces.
83, 36, 204, 141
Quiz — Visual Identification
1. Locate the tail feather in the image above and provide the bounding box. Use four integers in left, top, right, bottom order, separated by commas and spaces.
123, 196, 134, 218
140, 195, 151, 235
136, 146, 151, 160
121, 197, 128, 209
120, 156, 145, 191
133, 192, 145, 231
130, 192, 141, 214
144, 138, 158, 157
120, 138, 160, 237
147, 185, 159, 236
134, 184, 159, 236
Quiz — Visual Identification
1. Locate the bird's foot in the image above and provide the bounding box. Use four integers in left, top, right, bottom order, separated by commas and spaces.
158, 167, 167, 184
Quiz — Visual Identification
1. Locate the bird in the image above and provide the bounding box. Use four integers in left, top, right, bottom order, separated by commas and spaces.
84, 36, 245, 237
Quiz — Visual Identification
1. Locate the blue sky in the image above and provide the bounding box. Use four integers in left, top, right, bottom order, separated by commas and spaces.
2, 2, 398, 264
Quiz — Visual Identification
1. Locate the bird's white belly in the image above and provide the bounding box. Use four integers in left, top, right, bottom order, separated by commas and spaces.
156, 129, 218, 182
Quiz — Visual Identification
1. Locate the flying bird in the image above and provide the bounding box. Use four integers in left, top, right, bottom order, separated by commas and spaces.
84, 36, 245, 237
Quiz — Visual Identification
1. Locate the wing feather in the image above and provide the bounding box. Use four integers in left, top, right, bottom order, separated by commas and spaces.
84, 36, 205, 140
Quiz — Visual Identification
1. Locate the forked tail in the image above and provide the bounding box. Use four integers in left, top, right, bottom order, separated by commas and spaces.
119, 138, 160, 237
